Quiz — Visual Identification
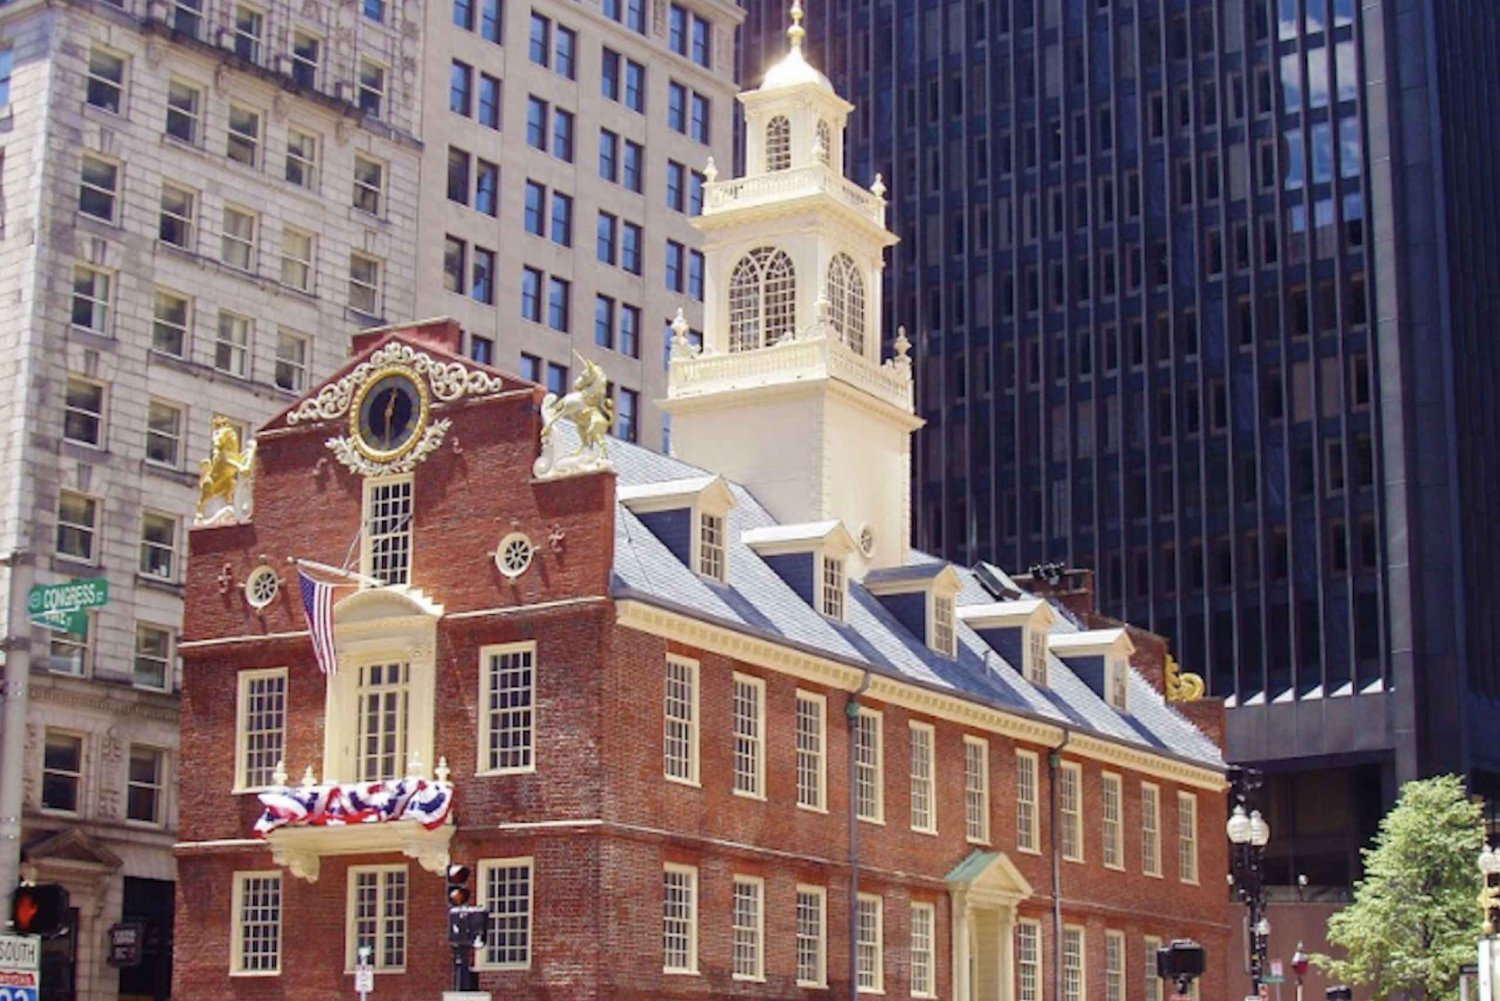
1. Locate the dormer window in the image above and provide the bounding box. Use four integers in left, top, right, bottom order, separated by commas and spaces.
1025, 623, 1048, 687
698, 511, 725, 581
930, 592, 955, 657
1107, 657, 1129, 712
363, 476, 413, 586
766, 115, 791, 171
620, 475, 737, 585
821, 554, 845, 619
1046, 628, 1135, 710
956, 597, 1056, 685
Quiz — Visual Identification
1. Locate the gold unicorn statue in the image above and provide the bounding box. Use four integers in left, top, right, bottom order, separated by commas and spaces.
533, 352, 616, 478
196, 415, 257, 522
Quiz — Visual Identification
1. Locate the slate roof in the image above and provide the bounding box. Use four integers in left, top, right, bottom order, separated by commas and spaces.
596, 429, 1224, 770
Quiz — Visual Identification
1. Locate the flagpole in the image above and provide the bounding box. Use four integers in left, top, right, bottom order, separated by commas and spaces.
288, 557, 383, 588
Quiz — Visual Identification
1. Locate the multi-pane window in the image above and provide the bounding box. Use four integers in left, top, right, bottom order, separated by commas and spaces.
172, 0, 203, 36
215, 311, 251, 377
855, 893, 882, 992
56, 490, 99, 562
621, 221, 642, 274
126, 745, 164, 823
78, 154, 119, 222
146, 399, 183, 466
1017, 750, 1040, 850
526, 96, 547, 149
355, 661, 408, 781
731, 877, 763, 981
354, 155, 384, 215
285, 128, 317, 189
64, 377, 105, 446
139, 511, 178, 579
1144, 936, 1164, 1001
964, 736, 990, 843
1061, 761, 1083, 860
72, 265, 112, 334
697, 511, 724, 580
795, 691, 825, 810
525, 181, 546, 235
731, 674, 765, 798
546, 276, 570, 332
472, 247, 495, 305
909, 722, 936, 832
481, 644, 534, 773
443, 237, 466, 293
290, 31, 320, 88
159, 184, 195, 248
479, 858, 532, 968
931, 592, 956, 656
520, 267, 542, 322
49, 619, 90, 676
728, 247, 795, 351
357, 59, 385, 117
42, 731, 83, 812
1106, 930, 1126, 1001
165, 78, 201, 142
1026, 621, 1048, 685
86, 49, 125, 113
280, 227, 315, 292
766, 115, 791, 171
1142, 783, 1163, 875
221, 206, 257, 271
1016, 920, 1042, 1001
1063, 927, 1085, 1001
625, 60, 645, 112
663, 656, 698, 784
233, 5, 264, 62
821, 556, 845, 619
236, 669, 286, 790
662, 865, 697, 973
227, 104, 261, 165
690, 92, 710, 143
273, 329, 308, 392
795, 885, 825, 987
1103, 773, 1124, 868
364, 477, 413, 585
1179, 792, 1199, 883
348, 866, 407, 971
551, 192, 573, 246
620, 305, 640, 358
623, 140, 644, 192
552, 108, 574, 162
827, 253, 865, 353
911, 902, 935, 997
232, 872, 282, 973
349, 253, 382, 315
853, 708, 882, 822
478, 73, 501, 128
475, 160, 499, 215
134, 624, 172, 689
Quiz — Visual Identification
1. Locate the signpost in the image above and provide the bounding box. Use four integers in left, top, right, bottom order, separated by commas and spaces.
0, 932, 41, 1001
354, 946, 374, 1000
26, 579, 108, 634
106, 922, 143, 969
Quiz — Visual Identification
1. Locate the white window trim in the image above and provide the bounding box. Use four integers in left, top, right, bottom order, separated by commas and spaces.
1107, 655, 1130, 711
56, 489, 101, 565
662, 862, 698, 975
964, 734, 991, 845
1016, 749, 1040, 854
1061, 760, 1084, 862
124, 744, 167, 827
663, 654, 700, 787
1142, 782, 1163, 877
139, 509, 179, 581
693, 507, 727, 582
1016, 918, 1044, 1001
854, 706, 884, 825
731, 672, 766, 799
1063, 924, 1087, 1001
1105, 928, 1127, 1001
63, 374, 107, 448
1102, 771, 1125, 871
794, 883, 827, 988
1144, 935, 1165, 1001
475, 856, 534, 970
360, 474, 414, 586
820, 552, 846, 621
230, 870, 283, 976
908, 720, 937, 835
855, 892, 884, 994
1178, 790, 1200, 884
794, 689, 827, 813
730, 874, 765, 981
910, 900, 937, 998
344, 864, 407, 973
476, 641, 536, 776
234, 667, 288, 793
39, 728, 86, 816
927, 586, 957, 657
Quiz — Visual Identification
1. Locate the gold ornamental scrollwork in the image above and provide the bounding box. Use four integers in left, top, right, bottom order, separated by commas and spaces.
287, 342, 508, 426
1164, 654, 1206, 703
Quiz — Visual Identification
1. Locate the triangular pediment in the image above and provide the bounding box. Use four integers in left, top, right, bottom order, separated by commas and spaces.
945, 850, 1034, 907
24, 827, 124, 870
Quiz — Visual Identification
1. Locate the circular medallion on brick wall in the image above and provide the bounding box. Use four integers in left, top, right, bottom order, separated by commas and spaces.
496, 533, 534, 579
245, 566, 281, 609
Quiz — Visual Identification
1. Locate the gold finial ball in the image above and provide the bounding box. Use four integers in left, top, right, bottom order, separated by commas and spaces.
788, 0, 806, 45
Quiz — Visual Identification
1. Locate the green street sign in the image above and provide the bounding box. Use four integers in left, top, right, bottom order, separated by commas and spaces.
28, 578, 109, 634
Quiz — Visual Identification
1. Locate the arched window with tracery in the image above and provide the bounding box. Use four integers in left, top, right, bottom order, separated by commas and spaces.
827, 253, 865, 354
729, 248, 797, 352
816, 119, 833, 166
765, 116, 792, 172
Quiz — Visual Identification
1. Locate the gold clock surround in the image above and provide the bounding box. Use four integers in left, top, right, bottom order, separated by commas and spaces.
349, 365, 430, 465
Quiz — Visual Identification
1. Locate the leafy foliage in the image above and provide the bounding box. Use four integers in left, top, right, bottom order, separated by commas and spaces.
1315, 774, 1484, 1001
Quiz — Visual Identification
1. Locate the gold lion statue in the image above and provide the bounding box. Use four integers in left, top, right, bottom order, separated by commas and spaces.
197, 416, 256, 521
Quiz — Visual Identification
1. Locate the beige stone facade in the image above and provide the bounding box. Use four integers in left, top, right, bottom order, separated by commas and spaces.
0, 0, 420, 995
413, 0, 742, 452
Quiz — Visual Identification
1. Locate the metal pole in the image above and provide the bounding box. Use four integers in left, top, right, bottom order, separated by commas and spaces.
0, 548, 36, 926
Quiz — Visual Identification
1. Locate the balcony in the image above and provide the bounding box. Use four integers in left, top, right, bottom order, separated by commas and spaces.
669, 329, 912, 413
703, 164, 886, 226
255, 758, 454, 882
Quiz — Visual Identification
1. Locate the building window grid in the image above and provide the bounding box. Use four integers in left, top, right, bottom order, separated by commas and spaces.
1060, 761, 1083, 860
166, 79, 201, 142
1145, 936, 1164, 1001
731, 674, 765, 798
354, 661, 408, 782
364, 477, 412, 585
964, 736, 990, 843
1142, 783, 1163, 876
56, 490, 99, 563
479, 859, 532, 968
853, 708, 882, 822
1017, 750, 1039, 850
134, 624, 172, 689
827, 253, 866, 354
1179, 792, 1200, 883
42, 731, 84, 812
1102, 772, 1124, 868
1106, 929, 1126, 1001
481, 644, 534, 773
911, 902, 936, 997
731, 877, 763, 980
664, 656, 698, 784
237, 669, 286, 790
63, 377, 105, 447
146, 398, 183, 466
697, 512, 725, 580
280, 228, 315, 292
821, 556, 845, 619
909, 722, 936, 833
662, 865, 697, 973
72, 265, 112, 335
728, 248, 796, 351
1016, 920, 1042, 1001
348, 866, 407, 971
78, 154, 119, 222
233, 872, 282, 974
794, 691, 825, 810
855, 893, 882, 992
931, 592, 956, 656
126, 745, 164, 823
139, 511, 178, 579
795, 885, 826, 986
1063, 926, 1085, 1001
766, 115, 791, 171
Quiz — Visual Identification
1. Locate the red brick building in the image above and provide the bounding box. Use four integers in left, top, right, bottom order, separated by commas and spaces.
174, 17, 1231, 1001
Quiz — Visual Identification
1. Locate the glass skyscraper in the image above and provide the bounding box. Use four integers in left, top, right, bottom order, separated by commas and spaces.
740, 0, 1500, 885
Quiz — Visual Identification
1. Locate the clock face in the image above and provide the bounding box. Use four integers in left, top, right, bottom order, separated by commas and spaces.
353, 369, 427, 461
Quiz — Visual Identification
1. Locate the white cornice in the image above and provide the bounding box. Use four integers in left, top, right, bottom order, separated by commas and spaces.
614, 599, 1225, 791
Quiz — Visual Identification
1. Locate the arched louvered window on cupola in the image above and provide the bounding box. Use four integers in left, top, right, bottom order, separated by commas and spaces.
827, 253, 865, 354
766, 115, 792, 172
729, 248, 797, 352
816, 119, 833, 166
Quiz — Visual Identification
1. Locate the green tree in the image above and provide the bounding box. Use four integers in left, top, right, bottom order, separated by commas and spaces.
1316, 774, 1484, 1001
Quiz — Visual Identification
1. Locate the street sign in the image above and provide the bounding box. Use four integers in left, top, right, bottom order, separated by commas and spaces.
354, 968, 374, 993
0, 932, 41, 1001
27, 579, 108, 634
106, 922, 143, 968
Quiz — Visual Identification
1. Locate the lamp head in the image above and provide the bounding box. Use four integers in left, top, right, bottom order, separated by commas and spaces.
1226, 803, 1252, 844
1249, 809, 1271, 847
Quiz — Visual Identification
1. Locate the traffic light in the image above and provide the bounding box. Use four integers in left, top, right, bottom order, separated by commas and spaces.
1157, 939, 1206, 998
445, 864, 486, 948
12, 883, 70, 937
445, 864, 471, 907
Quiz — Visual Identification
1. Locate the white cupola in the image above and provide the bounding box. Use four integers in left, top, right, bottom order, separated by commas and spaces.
663, 1, 921, 573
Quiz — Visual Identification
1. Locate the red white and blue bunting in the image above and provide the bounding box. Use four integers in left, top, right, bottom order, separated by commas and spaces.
254, 776, 453, 835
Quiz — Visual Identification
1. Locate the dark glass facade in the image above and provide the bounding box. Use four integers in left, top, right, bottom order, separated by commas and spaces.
740, 0, 1500, 881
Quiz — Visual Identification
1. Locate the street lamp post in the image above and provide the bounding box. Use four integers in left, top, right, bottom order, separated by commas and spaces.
1228, 791, 1272, 998
1476, 845, 1500, 1001
1291, 941, 1309, 1001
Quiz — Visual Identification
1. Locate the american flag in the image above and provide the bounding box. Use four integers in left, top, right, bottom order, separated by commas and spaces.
298, 570, 339, 675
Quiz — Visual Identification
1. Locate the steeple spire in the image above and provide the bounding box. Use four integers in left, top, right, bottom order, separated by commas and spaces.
787, 0, 806, 51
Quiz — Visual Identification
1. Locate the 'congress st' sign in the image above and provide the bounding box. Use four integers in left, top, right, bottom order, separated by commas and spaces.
27, 578, 109, 634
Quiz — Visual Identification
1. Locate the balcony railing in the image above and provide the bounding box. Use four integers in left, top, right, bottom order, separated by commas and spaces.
670, 330, 912, 412
704, 165, 886, 226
